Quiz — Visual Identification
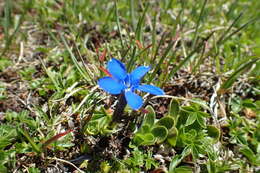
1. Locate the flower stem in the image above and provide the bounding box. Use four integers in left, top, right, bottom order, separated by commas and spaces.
112, 93, 127, 122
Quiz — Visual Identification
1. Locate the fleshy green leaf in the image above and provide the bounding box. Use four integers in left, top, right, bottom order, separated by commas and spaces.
140, 124, 151, 134
169, 99, 180, 117
155, 116, 175, 129
207, 125, 220, 143
143, 105, 155, 126
134, 133, 156, 146
167, 127, 178, 147
151, 126, 168, 143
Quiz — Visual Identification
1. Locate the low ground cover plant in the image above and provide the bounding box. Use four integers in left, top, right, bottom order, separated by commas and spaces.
0, 0, 260, 172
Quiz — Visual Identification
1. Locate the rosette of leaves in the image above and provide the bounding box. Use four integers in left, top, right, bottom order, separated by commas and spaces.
133, 105, 175, 146
174, 100, 220, 146
168, 99, 222, 163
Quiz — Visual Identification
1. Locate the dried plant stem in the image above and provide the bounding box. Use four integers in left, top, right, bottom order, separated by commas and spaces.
47, 157, 84, 173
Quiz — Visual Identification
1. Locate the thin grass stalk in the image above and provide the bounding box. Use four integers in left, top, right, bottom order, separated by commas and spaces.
130, 0, 136, 30
168, 32, 214, 79
220, 17, 257, 45
192, 41, 207, 74
114, 1, 124, 49
150, 32, 168, 65
191, 0, 207, 50
216, 12, 243, 46
1, 0, 28, 56
126, 45, 137, 71
60, 34, 92, 82
148, 37, 176, 84
151, 13, 157, 55
3, 0, 12, 42
135, 2, 149, 43
73, 42, 96, 85
220, 58, 259, 90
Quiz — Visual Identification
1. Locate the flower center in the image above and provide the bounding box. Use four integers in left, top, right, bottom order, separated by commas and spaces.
124, 74, 132, 88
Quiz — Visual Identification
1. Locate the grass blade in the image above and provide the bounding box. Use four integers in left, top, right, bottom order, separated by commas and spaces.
168, 32, 214, 79
135, 2, 149, 42
217, 12, 243, 45
148, 37, 176, 84
192, 0, 208, 49
114, 1, 124, 49
220, 58, 259, 90
40, 58, 62, 91
3, 0, 12, 42
130, 0, 136, 30
18, 128, 41, 154
150, 32, 168, 65
220, 17, 258, 45
60, 34, 93, 83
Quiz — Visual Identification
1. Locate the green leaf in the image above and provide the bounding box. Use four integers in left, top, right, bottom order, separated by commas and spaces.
196, 114, 206, 128
133, 134, 144, 146
143, 105, 156, 126
176, 110, 189, 129
140, 133, 156, 146
185, 113, 197, 126
0, 58, 12, 71
0, 125, 17, 150
134, 2, 149, 42
169, 147, 191, 172
151, 126, 168, 143
0, 164, 7, 173
84, 111, 112, 135
174, 166, 193, 173
133, 133, 156, 146
100, 161, 111, 173
28, 167, 41, 173
167, 127, 178, 147
182, 106, 196, 112
242, 99, 257, 109
17, 128, 41, 154
191, 145, 200, 159
207, 125, 220, 143
197, 111, 210, 118
155, 116, 175, 130
239, 146, 260, 165
169, 99, 180, 117
140, 124, 151, 134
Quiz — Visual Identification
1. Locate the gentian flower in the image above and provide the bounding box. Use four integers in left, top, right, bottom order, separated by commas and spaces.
98, 58, 164, 110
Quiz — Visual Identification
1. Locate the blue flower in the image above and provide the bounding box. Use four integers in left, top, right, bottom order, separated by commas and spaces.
98, 58, 164, 110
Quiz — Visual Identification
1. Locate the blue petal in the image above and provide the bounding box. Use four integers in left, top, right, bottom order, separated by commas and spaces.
137, 84, 165, 95
107, 58, 127, 80
98, 77, 125, 94
125, 91, 143, 110
130, 66, 150, 83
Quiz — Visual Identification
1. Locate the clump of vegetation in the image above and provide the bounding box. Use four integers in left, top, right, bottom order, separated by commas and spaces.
0, 0, 259, 172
